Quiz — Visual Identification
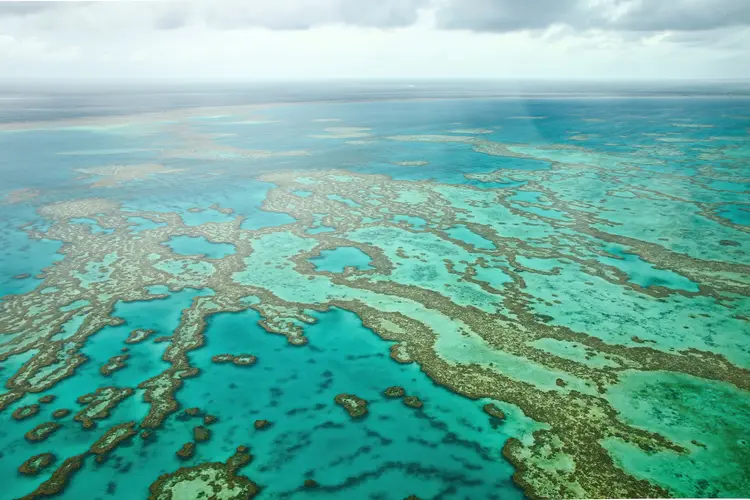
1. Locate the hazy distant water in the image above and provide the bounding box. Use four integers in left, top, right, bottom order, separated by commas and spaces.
2, 79, 750, 123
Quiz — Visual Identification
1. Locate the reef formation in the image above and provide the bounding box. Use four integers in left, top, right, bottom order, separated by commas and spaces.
0, 101, 748, 499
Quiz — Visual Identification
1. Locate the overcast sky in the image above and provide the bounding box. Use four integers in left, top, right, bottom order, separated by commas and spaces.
1, 0, 749, 80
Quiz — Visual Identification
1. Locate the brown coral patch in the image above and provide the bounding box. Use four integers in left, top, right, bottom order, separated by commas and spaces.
52, 408, 71, 419
403, 396, 424, 409
19, 453, 56, 476
74, 386, 134, 426
334, 393, 368, 418
99, 354, 129, 376
89, 422, 138, 459
184, 407, 202, 417
483, 403, 506, 420
383, 386, 405, 398
25, 422, 62, 443
193, 426, 211, 442
176, 442, 195, 460
150, 447, 259, 500
211, 353, 257, 366
125, 328, 156, 344
18, 455, 84, 500
12, 404, 41, 421
389, 344, 413, 364
254, 419, 271, 430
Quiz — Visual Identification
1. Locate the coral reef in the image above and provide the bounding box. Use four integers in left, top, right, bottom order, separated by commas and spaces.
125, 328, 156, 344
19, 455, 85, 500
150, 447, 259, 499
211, 354, 257, 366
334, 393, 369, 419
176, 442, 195, 460
18, 453, 56, 476
51, 409, 71, 419
25, 422, 62, 443
100, 354, 129, 376
193, 426, 211, 442
89, 422, 138, 462
2, 121, 749, 499
483, 403, 506, 420
254, 420, 271, 430
12, 404, 40, 420
384, 386, 405, 398
403, 396, 424, 410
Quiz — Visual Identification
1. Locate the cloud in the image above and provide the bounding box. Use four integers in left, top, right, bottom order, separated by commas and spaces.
3, 0, 750, 34
0, 1, 63, 17
187, 0, 431, 30
0, 0, 748, 80
0, 0, 430, 32
435, 0, 750, 33
436, 0, 579, 33
153, 5, 190, 30
612, 0, 750, 32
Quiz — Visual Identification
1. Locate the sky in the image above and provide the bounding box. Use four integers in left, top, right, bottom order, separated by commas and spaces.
0, 0, 749, 80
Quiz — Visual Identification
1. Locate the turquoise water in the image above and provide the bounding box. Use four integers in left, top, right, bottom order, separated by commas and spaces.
0, 88, 748, 499
599, 244, 699, 292
182, 308, 528, 498
309, 247, 374, 273
165, 236, 236, 259
445, 225, 496, 250
127, 216, 168, 232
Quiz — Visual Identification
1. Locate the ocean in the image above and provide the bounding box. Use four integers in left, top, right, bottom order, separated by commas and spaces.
0, 80, 748, 499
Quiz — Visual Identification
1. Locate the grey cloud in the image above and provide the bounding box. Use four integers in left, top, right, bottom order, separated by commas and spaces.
436, 0, 750, 33
612, 0, 750, 32
4, 0, 749, 36
336, 0, 430, 28
158, 0, 429, 30
436, 0, 579, 33
0, 1, 65, 16
154, 8, 190, 30
661, 25, 750, 50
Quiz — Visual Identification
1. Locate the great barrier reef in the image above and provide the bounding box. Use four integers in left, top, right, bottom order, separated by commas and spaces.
0, 82, 748, 499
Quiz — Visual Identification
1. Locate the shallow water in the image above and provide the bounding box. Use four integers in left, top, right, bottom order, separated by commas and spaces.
309, 247, 374, 273
165, 236, 236, 260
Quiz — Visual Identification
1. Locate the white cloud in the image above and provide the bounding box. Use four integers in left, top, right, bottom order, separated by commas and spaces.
0, 0, 748, 80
